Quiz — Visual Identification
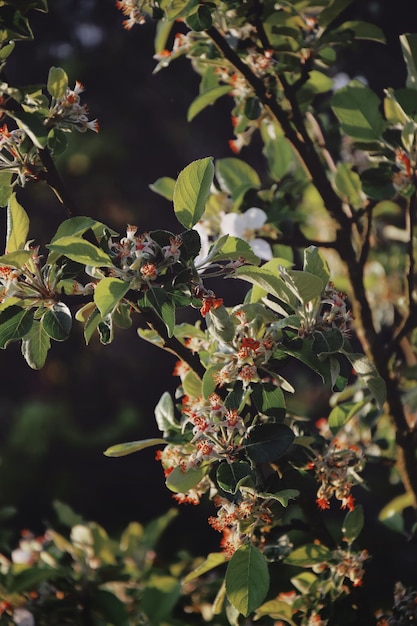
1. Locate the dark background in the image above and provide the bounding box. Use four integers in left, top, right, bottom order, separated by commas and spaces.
0, 0, 416, 555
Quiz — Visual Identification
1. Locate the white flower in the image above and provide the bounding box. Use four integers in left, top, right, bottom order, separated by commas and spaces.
13, 608, 35, 626
192, 220, 212, 267
220, 207, 272, 260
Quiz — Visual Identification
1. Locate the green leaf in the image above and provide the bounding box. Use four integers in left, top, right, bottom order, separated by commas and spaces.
225, 543, 269, 617
303, 246, 330, 287
164, 0, 199, 21
143, 287, 176, 337
182, 368, 202, 398
378, 492, 414, 534
9, 567, 58, 594
343, 352, 386, 408
186, 4, 213, 31
47, 236, 113, 267
183, 552, 227, 583
312, 329, 344, 356
6, 193, 29, 253
50, 216, 109, 243
187, 85, 231, 121
173, 157, 214, 228
103, 438, 167, 457
331, 80, 385, 143
329, 20, 386, 44
0, 249, 31, 268
155, 391, 178, 434
9, 109, 49, 148
209, 235, 260, 266
94, 277, 130, 318
0, 304, 33, 348
202, 364, 222, 398
166, 465, 205, 493
342, 504, 364, 543
328, 398, 369, 435
216, 158, 260, 205
91, 590, 129, 626
206, 304, 235, 343
83, 306, 102, 345
245, 423, 295, 463
334, 163, 363, 209
42, 302, 72, 341
47, 66, 68, 99
282, 268, 324, 304
252, 382, 286, 415
236, 265, 296, 307
254, 599, 296, 624
0, 171, 13, 206
400, 34, 417, 90
216, 461, 253, 494
319, 0, 354, 28
149, 176, 176, 201
21, 319, 51, 369
284, 543, 331, 567
141, 575, 181, 624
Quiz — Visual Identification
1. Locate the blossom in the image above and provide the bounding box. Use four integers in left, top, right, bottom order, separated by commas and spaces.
220, 207, 272, 260
13, 608, 35, 626
46, 81, 98, 133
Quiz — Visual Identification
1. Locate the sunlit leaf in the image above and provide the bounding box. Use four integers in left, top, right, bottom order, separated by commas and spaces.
47, 66, 68, 99
173, 157, 214, 228
6, 193, 29, 253
166, 465, 205, 493
104, 438, 167, 457
187, 85, 231, 121
94, 277, 130, 318
332, 80, 385, 143
21, 319, 51, 369
183, 552, 227, 583
47, 236, 113, 267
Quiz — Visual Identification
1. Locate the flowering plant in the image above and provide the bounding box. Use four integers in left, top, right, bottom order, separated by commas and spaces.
0, 1, 416, 625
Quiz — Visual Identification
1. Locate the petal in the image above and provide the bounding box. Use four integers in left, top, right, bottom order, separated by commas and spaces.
250, 238, 273, 261
220, 212, 244, 237
244, 207, 267, 229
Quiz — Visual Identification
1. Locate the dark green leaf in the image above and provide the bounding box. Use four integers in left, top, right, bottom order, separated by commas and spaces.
216, 461, 253, 494
42, 302, 72, 341
342, 504, 364, 543
0, 305, 33, 348
225, 543, 269, 616
245, 423, 294, 463
252, 382, 286, 416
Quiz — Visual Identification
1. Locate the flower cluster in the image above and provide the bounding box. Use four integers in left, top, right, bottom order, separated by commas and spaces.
0, 248, 91, 306
116, 0, 147, 30
299, 282, 354, 338
45, 80, 99, 133
208, 494, 273, 556
0, 124, 43, 186
209, 310, 275, 388
105, 225, 183, 289
308, 442, 365, 511
378, 583, 417, 625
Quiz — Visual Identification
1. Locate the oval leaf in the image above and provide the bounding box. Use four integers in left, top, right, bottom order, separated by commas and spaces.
104, 438, 167, 457
94, 277, 130, 318
225, 543, 269, 616
47, 236, 113, 267
165, 465, 204, 493
173, 157, 214, 228
245, 423, 295, 463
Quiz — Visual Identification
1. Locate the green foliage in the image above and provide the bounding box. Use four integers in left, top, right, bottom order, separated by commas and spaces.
0, 1, 416, 625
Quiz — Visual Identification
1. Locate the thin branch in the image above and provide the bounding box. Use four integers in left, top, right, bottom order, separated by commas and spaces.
38, 147, 79, 217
